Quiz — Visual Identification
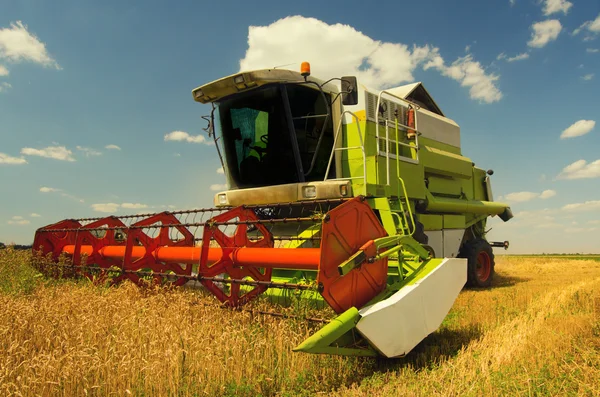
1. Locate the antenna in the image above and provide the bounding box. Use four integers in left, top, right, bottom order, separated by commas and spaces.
273, 62, 297, 69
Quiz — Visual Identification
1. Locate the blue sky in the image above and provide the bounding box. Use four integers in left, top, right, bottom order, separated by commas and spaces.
1, 0, 599, 253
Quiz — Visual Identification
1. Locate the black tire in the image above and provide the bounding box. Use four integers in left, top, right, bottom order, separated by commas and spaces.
459, 238, 495, 288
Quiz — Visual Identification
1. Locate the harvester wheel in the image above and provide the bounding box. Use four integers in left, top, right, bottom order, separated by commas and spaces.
460, 238, 494, 288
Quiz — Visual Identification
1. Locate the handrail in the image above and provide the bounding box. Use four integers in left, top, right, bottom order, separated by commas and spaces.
324, 111, 367, 188
375, 90, 420, 237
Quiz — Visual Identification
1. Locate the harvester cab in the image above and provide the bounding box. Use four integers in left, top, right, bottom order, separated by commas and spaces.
33, 63, 513, 358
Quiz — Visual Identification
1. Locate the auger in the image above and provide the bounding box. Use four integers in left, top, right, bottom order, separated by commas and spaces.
33, 62, 512, 357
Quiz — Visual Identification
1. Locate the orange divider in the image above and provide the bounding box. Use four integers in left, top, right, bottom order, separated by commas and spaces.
62, 245, 320, 271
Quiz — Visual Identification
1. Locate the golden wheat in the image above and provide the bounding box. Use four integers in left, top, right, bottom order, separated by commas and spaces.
1, 249, 598, 396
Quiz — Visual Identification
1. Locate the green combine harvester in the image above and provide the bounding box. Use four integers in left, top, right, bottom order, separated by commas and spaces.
33, 62, 512, 358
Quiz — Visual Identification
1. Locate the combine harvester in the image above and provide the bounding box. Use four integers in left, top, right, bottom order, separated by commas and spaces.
33, 63, 512, 358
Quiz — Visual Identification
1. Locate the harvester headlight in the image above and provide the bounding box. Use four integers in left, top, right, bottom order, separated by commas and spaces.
233, 74, 245, 84
303, 186, 317, 199
193, 89, 204, 99
217, 194, 228, 205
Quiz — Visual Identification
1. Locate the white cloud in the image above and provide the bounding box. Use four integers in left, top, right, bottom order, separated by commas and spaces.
425, 54, 502, 103
240, 16, 502, 103
560, 119, 595, 139
0, 21, 60, 69
504, 189, 557, 202
588, 220, 600, 225
582, 73, 594, 81
539, 189, 556, 199
39, 186, 60, 193
7, 218, 30, 225
121, 203, 148, 209
573, 14, 600, 36
587, 48, 600, 53
0, 152, 27, 164
76, 146, 102, 157
210, 184, 227, 191
528, 20, 562, 48
504, 191, 540, 202
216, 166, 224, 174
21, 145, 75, 161
0, 64, 7, 76
0, 82, 11, 92
542, 0, 573, 16
557, 159, 600, 179
507, 52, 530, 62
562, 200, 600, 212
564, 227, 598, 234
497, 52, 530, 62
30, 213, 41, 217
510, 0, 516, 6
91, 202, 149, 212
105, 144, 121, 150
39, 186, 84, 202
164, 131, 207, 144
91, 203, 120, 213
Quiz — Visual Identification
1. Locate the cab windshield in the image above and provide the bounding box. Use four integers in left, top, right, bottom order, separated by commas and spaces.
217, 84, 334, 188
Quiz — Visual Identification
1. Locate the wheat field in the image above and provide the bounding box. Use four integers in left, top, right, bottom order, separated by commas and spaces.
1, 247, 598, 396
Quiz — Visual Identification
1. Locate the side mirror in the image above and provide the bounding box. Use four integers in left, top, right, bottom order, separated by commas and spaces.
341, 76, 358, 106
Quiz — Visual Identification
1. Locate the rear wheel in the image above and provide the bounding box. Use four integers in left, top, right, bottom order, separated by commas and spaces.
460, 238, 494, 288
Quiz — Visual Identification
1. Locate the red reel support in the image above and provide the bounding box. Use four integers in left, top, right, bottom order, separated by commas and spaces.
199, 206, 274, 306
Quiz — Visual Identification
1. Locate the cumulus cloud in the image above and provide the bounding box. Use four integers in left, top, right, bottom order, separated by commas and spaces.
507, 52, 530, 62
216, 166, 224, 174
504, 189, 557, 202
91, 202, 149, 212
587, 48, 599, 53
0, 82, 11, 92
121, 203, 148, 209
504, 191, 539, 202
0, 152, 27, 164
91, 203, 120, 213
565, 227, 597, 233
582, 73, 594, 81
498, 52, 530, 62
164, 131, 207, 144
560, 120, 595, 139
557, 159, 600, 179
542, 0, 573, 16
239, 16, 502, 103
105, 144, 121, 150
562, 200, 600, 212
0, 65, 7, 76
39, 186, 84, 202
39, 186, 60, 193
210, 184, 227, 191
7, 215, 30, 225
76, 146, 102, 157
21, 145, 75, 161
0, 21, 60, 68
427, 54, 502, 103
528, 20, 562, 48
539, 189, 557, 199
573, 13, 600, 37
30, 213, 41, 217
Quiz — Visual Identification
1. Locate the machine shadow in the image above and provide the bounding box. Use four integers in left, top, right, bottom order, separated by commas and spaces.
491, 273, 530, 289
363, 324, 483, 374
